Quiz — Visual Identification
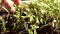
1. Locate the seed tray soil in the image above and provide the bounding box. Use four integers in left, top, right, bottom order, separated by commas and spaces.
0, 9, 60, 34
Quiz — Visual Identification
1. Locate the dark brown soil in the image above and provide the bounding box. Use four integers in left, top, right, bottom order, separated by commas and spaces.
0, 8, 60, 34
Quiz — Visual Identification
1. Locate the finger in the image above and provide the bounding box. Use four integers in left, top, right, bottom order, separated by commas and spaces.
2, 0, 15, 13
0, 0, 2, 7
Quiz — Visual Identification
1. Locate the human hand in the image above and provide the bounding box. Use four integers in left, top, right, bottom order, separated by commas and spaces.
0, 0, 21, 13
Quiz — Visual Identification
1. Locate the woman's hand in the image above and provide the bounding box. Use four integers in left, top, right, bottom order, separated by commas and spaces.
0, 0, 21, 13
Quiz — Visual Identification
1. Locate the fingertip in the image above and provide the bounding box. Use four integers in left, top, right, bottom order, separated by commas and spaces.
0, 0, 2, 7
10, 7, 15, 13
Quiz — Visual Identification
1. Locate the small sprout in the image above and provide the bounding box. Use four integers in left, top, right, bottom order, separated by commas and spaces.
30, 16, 34, 23
21, 16, 28, 19
41, 9, 46, 14
53, 19, 56, 22
3, 27, 6, 32
14, 11, 20, 18
24, 12, 27, 15
0, 16, 3, 21
24, 22, 28, 30
5, 21, 7, 23
36, 18, 39, 24
28, 29, 33, 34
18, 5, 21, 8
10, 17, 13, 19
19, 5, 24, 10
12, 23, 16, 30
40, 18, 43, 23
52, 23, 54, 27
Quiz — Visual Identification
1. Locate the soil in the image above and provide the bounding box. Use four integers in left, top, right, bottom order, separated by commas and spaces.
0, 8, 60, 34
